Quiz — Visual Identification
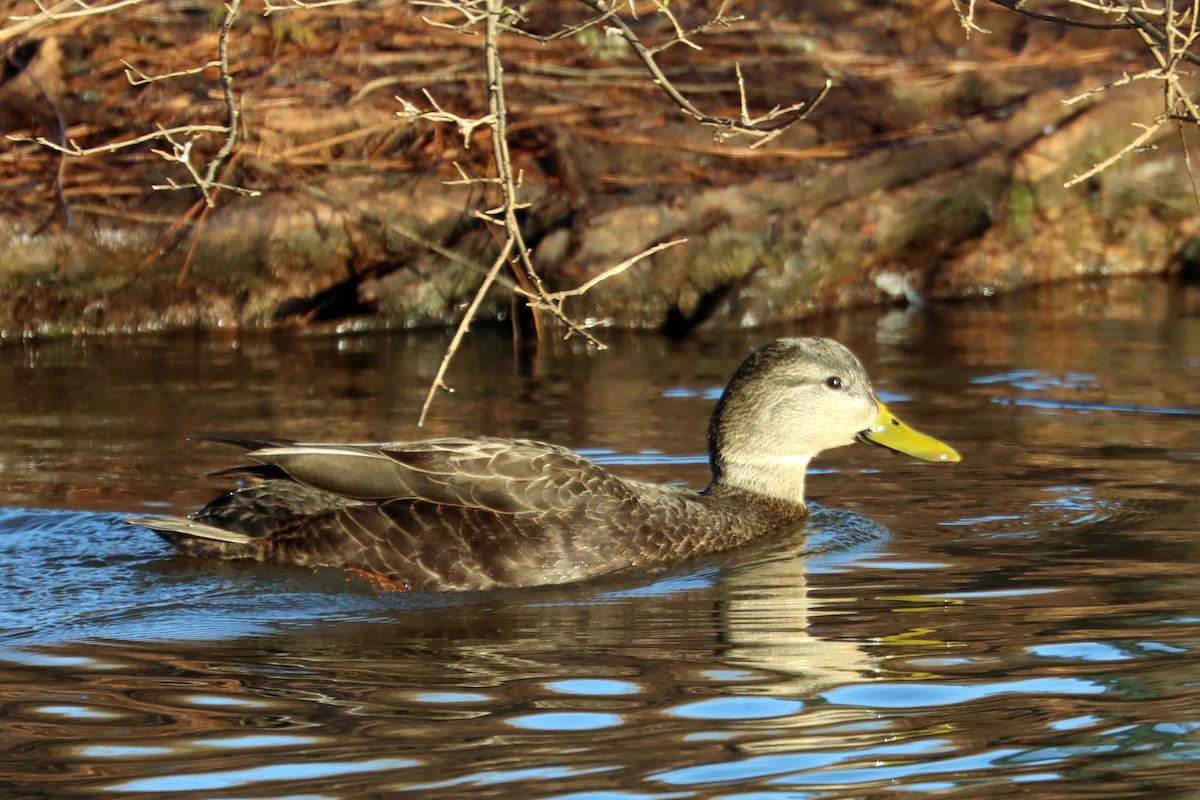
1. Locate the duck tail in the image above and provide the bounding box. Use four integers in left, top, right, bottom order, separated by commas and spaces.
125, 515, 254, 546
190, 434, 297, 452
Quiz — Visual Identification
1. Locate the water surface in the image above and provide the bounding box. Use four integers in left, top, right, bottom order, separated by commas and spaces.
1, 279, 1199, 798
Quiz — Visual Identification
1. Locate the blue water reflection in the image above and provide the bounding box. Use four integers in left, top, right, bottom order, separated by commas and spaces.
1, 285, 1199, 798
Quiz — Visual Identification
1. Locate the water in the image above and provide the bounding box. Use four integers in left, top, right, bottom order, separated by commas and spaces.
1, 278, 1198, 798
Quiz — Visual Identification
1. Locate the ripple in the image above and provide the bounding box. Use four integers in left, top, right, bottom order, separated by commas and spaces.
822, 677, 1106, 709
103, 757, 419, 793
412, 690, 492, 703
972, 370, 1100, 391
545, 679, 642, 696
666, 696, 805, 721
944, 489, 1176, 536
1028, 642, 1136, 662
30, 704, 127, 720
9, 699, 160, 727
971, 368, 1200, 417
405, 765, 616, 793
74, 744, 176, 759
505, 711, 626, 731
989, 397, 1200, 416
654, 739, 955, 786
192, 734, 321, 750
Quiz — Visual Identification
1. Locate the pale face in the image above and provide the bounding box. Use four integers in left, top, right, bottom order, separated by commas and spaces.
707, 338, 959, 504
711, 339, 878, 470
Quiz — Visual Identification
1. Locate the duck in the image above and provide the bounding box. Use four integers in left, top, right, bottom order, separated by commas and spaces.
127, 338, 960, 592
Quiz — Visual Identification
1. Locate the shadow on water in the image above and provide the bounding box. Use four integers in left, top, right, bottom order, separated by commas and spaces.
1, 278, 1199, 798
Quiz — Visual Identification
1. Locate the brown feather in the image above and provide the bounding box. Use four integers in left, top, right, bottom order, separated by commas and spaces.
129, 338, 958, 591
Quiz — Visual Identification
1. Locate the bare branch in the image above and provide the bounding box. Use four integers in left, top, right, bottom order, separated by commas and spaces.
397, 89, 497, 146
262, 0, 363, 15
417, 237, 516, 427
983, 0, 1200, 190
531, 237, 687, 302
123, 60, 220, 86
503, 8, 618, 43
1064, 118, 1164, 188
646, 0, 703, 52
1066, 0, 1164, 15
8, 0, 250, 207
412, 0, 709, 421
648, 0, 743, 55
8, 125, 230, 156
572, 0, 824, 144
987, 0, 1136, 30
7, 0, 147, 22
1062, 68, 1162, 106
411, 0, 489, 28
949, 0, 992, 35
202, 0, 242, 190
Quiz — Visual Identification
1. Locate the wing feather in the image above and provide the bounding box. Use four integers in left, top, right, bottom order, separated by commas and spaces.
248, 437, 635, 514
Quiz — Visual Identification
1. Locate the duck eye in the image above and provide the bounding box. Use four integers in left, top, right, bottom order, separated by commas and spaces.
825, 376, 844, 390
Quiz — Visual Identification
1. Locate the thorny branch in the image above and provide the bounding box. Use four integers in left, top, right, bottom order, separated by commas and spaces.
7, 0, 253, 207
1, 0, 145, 45
961, 0, 1200, 187
574, 0, 828, 146
123, 59, 220, 86
262, 0, 360, 14
384, 0, 832, 421
204, 0, 243, 195
13, 124, 231, 156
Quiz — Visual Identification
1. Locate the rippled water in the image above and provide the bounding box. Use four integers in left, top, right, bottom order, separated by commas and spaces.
1, 279, 1198, 798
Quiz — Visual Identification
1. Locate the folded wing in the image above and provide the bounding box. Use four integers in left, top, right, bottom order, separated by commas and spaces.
240, 436, 634, 514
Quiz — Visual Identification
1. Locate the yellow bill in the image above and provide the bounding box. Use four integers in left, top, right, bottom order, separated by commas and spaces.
857, 400, 961, 463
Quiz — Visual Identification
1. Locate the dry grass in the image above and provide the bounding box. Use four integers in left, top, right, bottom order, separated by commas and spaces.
0, 0, 1145, 224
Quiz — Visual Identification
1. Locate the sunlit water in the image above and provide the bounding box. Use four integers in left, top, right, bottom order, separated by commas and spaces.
1, 279, 1198, 798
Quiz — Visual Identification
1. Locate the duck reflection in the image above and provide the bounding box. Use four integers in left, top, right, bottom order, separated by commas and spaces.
2, 509, 898, 797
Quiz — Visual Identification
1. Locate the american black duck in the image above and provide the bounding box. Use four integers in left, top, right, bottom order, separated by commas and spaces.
128, 338, 960, 591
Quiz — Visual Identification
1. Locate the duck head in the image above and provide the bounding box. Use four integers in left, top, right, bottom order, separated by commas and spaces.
707, 338, 960, 506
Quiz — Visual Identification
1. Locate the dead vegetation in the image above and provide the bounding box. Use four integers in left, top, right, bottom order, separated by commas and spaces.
1, 0, 1199, 415
3, 1, 1178, 221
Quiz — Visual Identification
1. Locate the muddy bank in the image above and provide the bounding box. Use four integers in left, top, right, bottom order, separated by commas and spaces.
1, 0, 1196, 338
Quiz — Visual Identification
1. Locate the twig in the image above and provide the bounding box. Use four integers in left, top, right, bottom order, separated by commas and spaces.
412, 0, 694, 422
262, 0, 363, 14
412, 0, 489, 29
10, 0, 252, 207
8, 125, 230, 156
1127, 7, 1200, 68
415, 0, 540, 423
1176, 117, 1200, 208
1062, 68, 1162, 106
573, 0, 824, 144
1065, 0, 1163, 16
203, 0, 242, 189
123, 60, 220, 86
480, 0, 545, 343
646, 0, 702, 51
949, 0, 991, 35
417, 237, 515, 427
519, 237, 687, 318
503, 8, 619, 43
982, 0, 1200, 189
729, 63, 832, 149
986, 0, 1135, 30
397, 88, 497, 146
1063, 118, 1164, 188
6, 0, 147, 23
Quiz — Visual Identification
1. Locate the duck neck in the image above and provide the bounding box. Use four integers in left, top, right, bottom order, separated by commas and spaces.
707, 455, 811, 509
